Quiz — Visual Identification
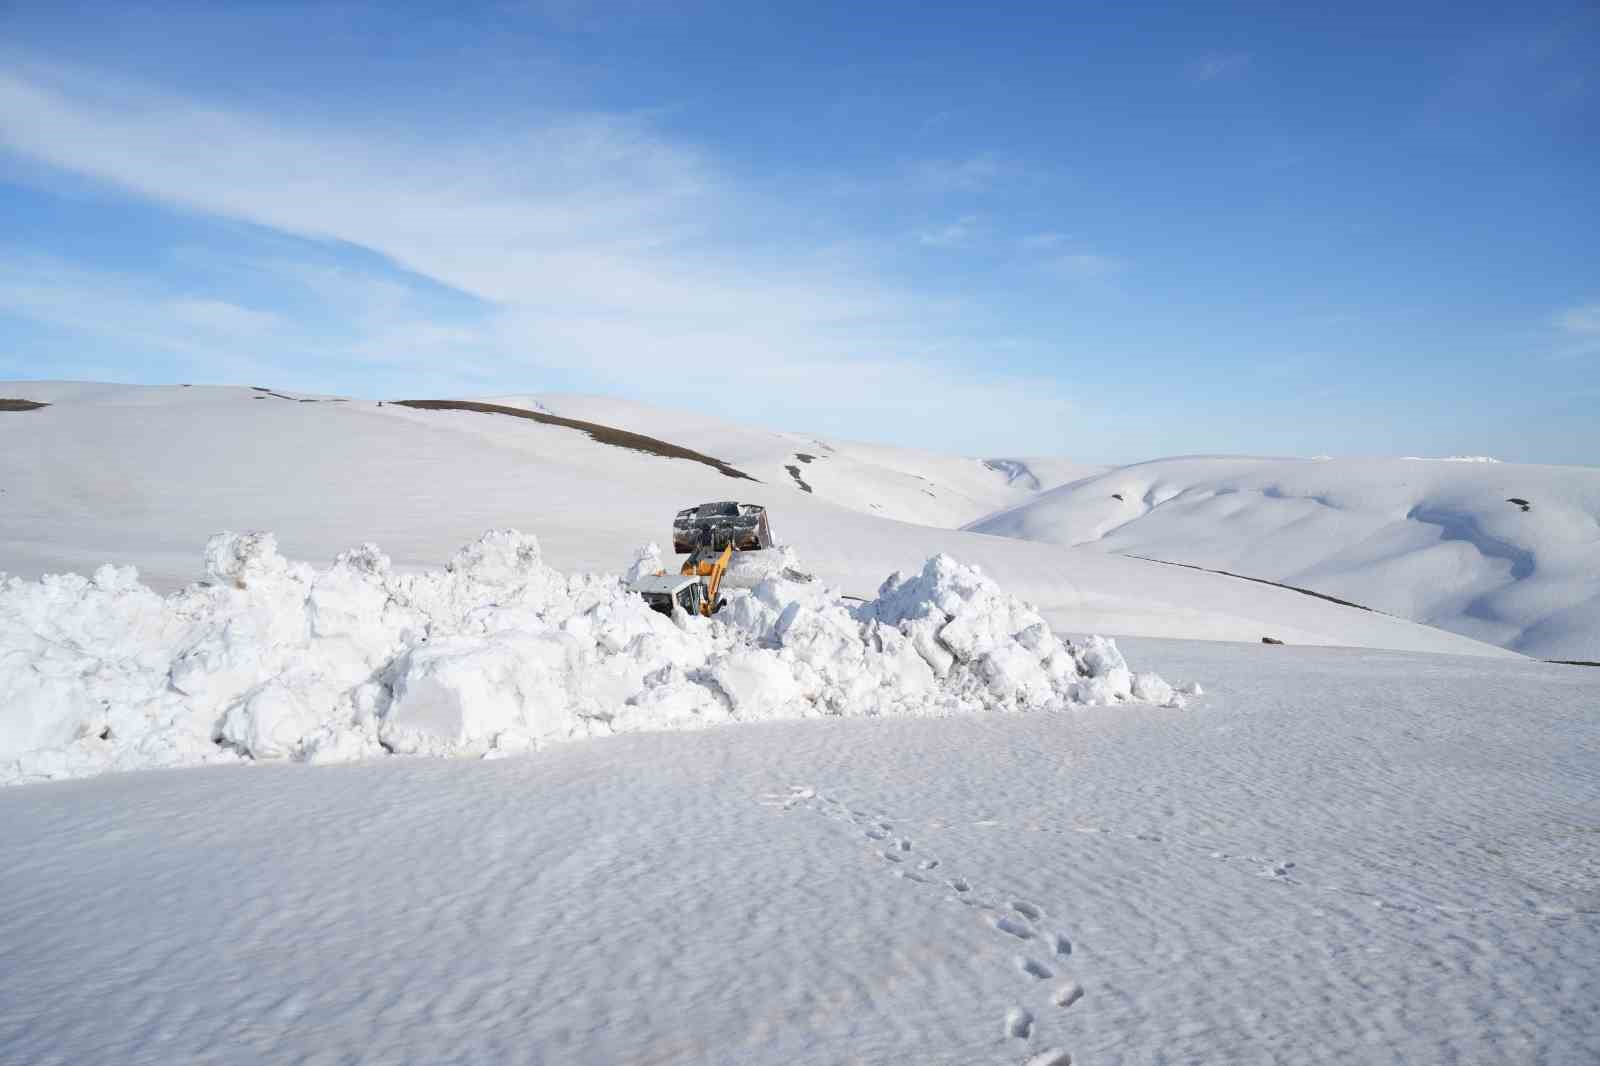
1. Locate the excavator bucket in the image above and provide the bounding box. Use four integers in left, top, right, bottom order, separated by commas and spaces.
671, 502, 773, 555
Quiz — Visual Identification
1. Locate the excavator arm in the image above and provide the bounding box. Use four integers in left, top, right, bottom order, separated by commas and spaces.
678, 542, 734, 615
701, 543, 732, 615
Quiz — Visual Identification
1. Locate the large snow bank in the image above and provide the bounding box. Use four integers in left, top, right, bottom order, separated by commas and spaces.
0, 530, 1192, 785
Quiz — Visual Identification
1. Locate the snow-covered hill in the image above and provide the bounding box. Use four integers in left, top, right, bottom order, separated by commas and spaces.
970, 455, 1600, 660
0, 382, 1505, 657
499, 391, 1104, 529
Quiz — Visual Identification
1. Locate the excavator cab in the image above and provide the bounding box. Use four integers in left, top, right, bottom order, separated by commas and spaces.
633, 574, 710, 618
629, 541, 730, 618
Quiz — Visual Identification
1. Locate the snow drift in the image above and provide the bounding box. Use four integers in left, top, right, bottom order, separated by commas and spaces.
0, 531, 1191, 785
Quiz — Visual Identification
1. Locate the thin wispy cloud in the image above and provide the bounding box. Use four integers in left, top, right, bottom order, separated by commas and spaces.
916, 109, 963, 137
0, 63, 720, 311
0, 62, 890, 332
910, 153, 1011, 192
1556, 303, 1600, 335
1046, 252, 1124, 282
0, 252, 290, 382
1189, 51, 1251, 82
917, 216, 981, 248
1553, 302, 1600, 359
0, 255, 274, 353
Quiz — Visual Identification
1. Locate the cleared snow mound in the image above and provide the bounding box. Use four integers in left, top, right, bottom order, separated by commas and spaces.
0, 530, 1192, 785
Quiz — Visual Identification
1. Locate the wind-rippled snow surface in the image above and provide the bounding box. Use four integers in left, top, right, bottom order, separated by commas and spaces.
1, 531, 1188, 785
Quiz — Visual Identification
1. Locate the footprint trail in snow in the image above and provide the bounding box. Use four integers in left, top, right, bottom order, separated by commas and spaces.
762, 784, 1090, 1061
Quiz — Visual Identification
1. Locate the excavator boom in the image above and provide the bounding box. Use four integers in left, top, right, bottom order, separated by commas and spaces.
702, 543, 732, 615
679, 542, 733, 615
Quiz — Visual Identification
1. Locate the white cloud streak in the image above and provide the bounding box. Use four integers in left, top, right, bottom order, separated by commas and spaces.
1551, 302, 1600, 360
917, 216, 981, 248
0, 61, 886, 324
0, 60, 1079, 452
0, 255, 277, 355
1189, 52, 1251, 82
1046, 252, 1124, 281
1556, 303, 1600, 335
910, 153, 1012, 192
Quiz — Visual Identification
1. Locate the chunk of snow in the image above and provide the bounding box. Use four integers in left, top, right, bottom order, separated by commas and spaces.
622, 542, 664, 583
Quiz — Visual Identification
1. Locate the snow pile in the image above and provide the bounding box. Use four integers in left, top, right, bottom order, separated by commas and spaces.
0, 530, 1192, 785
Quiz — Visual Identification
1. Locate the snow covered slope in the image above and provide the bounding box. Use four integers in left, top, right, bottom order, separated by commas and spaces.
971, 456, 1600, 660
0, 382, 1509, 658
3, 639, 1594, 1065
497, 391, 1104, 528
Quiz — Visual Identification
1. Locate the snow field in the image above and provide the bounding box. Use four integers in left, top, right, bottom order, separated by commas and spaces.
0, 530, 1189, 785
4, 641, 1594, 1065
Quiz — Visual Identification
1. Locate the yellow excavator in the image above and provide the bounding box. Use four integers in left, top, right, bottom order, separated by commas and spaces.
630, 502, 770, 618
630, 542, 732, 618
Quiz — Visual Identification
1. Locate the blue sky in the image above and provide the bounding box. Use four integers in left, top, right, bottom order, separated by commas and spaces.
1, 2, 1596, 463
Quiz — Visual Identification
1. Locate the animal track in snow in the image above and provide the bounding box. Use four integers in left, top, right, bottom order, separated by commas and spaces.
1004, 1006, 1034, 1039
989, 913, 1035, 940
1016, 955, 1053, 980
757, 785, 815, 810
1054, 982, 1084, 1009
760, 785, 1084, 1060
990, 812, 1475, 915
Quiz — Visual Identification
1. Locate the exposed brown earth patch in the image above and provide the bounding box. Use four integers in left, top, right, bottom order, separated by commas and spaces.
393, 399, 759, 482
1125, 553, 1384, 614
0, 398, 49, 412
